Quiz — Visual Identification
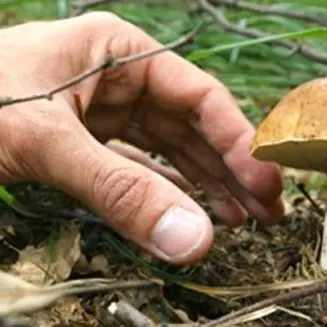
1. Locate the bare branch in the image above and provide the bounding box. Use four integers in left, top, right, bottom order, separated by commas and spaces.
208, 0, 327, 28
203, 280, 327, 327
198, 0, 327, 65
0, 23, 202, 109
108, 300, 155, 327
106, 280, 327, 327
108, 300, 198, 327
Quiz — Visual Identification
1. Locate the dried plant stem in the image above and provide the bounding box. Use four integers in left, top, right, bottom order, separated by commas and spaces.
203, 280, 327, 327
108, 300, 198, 327
294, 180, 325, 217
0, 23, 202, 109
108, 300, 155, 327
208, 0, 327, 27
106, 280, 327, 327
197, 0, 327, 65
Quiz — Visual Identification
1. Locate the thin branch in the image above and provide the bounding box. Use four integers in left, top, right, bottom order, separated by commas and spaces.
108, 300, 155, 327
203, 280, 327, 327
293, 179, 325, 217
208, 0, 327, 28
108, 300, 198, 327
46, 277, 160, 294
198, 0, 327, 65
0, 23, 202, 109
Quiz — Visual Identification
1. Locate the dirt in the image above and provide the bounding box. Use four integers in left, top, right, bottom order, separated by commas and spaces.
0, 179, 327, 327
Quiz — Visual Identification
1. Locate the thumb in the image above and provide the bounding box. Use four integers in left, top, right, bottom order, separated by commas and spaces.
43, 120, 214, 265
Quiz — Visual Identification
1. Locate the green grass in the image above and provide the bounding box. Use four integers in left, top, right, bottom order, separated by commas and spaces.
2, 0, 327, 124
1, 0, 327, 205
1, 0, 327, 278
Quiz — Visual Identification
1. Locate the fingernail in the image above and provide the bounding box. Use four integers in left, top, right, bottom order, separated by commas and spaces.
150, 206, 206, 260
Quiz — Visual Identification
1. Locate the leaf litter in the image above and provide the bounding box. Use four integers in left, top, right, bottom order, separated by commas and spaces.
0, 170, 326, 327
2, 1, 327, 326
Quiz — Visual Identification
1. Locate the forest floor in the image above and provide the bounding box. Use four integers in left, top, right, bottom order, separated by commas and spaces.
2, 1, 327, 326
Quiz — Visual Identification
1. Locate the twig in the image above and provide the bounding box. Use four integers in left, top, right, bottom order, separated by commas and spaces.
197, 0, 327, 65
0, 271, 162, 316
46, 277, 161, 294
108, 300, 155, 327
108, 300, 198, 327
202, 280, 327, 327
208, 0, 327, 28
293, 180, 325, 217
0, 23, 203, 109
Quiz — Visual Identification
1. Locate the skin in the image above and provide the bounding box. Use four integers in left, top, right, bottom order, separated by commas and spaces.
0, 12, 284, 265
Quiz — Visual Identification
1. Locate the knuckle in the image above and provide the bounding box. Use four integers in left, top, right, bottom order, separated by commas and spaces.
80, 10, 153, 57
79, 11, 124, 34
92, 165, 152, 229
81, 11, 122, 25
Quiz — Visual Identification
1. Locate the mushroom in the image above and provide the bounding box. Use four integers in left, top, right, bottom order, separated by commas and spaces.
250, 77, 327, 172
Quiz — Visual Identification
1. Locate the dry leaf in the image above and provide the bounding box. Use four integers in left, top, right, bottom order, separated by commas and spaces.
74, 253, 110, 276
25, 296, 98, 327
0, 269, 157, 316
0, 213, 19, 238
0, 270, 46, 315
9, 221, 81, 286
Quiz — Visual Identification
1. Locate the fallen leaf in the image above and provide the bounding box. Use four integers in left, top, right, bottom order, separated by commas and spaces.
24, 296, 98, 327
74, 253, 110, 276
9, 221, 81, 286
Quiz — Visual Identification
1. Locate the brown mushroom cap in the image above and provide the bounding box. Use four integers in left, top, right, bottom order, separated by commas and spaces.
250, 77, 327, 172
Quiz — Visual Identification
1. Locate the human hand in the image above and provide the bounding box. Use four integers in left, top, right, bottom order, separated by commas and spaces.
0, 12, 284, 264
